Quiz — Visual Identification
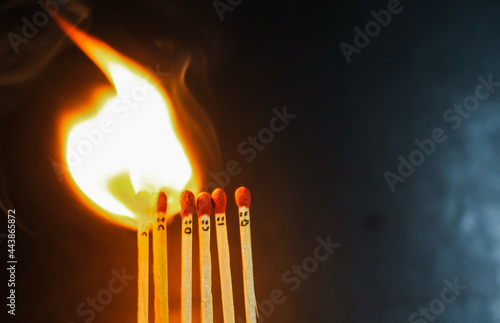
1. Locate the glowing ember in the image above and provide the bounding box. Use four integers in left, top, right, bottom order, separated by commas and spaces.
58, 18, 197, 228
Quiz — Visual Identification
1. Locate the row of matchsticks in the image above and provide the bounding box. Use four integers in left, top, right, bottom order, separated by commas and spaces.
137, 186, 256, 323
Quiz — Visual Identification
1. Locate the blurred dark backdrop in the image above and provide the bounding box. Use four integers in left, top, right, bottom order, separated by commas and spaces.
1, 0, 500, 322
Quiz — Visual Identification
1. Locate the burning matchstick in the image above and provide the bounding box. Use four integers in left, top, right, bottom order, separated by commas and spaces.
54, 14, 260, 323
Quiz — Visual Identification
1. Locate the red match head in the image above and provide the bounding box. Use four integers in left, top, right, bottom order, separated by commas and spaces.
235, 186, 251, 208
196, 192, 212, 217
180, 190, 195, 218
156, 191, 167, 213
212, 188, 227, 214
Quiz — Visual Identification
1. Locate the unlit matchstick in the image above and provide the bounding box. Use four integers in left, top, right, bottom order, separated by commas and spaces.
235, 187, 257, 323
212, 188, 235, 323
153, 191, 169, 323
180, 190, 195, 323
197, 192, 214, 323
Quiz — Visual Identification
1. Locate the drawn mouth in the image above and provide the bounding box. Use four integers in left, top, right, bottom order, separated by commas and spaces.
202, 227, 209, 231
217, 223, 225, 226
184, 227, 191, 234
158, 225, 165, 231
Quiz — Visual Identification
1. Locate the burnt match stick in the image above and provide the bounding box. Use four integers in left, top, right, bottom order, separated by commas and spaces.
135, 191, 152, 323
235, 187, 257, 323
180, 190, 195, 323
212, 188, 235, 323
196, 192, 214, 323
153, 191, 169, 323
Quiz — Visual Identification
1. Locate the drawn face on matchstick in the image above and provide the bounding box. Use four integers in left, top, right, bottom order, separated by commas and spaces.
212, 188, 227, 226
240, 210, 249, 227
200, 215, 210, 232
156, 215, 166, 231
156, 191, 167, 231
184, 218, 192, 235
216, 215, 225, 226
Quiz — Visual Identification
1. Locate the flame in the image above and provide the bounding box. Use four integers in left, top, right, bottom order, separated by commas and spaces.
57, 18, 197, 229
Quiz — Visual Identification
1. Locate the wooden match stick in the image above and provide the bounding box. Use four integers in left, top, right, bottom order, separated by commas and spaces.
180, 190, 195, 323
136, 191, 152, 323
137, 219, 149, 323
235, 187, 257, 323
196, 192, 214, 323
153, 191, 169, 323
212, 188, 235, 323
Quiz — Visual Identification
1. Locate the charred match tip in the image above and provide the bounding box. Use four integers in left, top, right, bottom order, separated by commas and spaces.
212, 188, 227, 214
180, 190, 195, 218
196, 192, 212, 217
156, 191, 167, 213
235, 186, 251, 208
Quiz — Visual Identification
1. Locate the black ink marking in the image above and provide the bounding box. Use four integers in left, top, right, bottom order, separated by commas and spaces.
184, 227, 192, 234
217, 223, 225, 226
245, 211, 248, 216
202, 227, 210, 231
241, 219, 249, 227
240, 212, 243, 217
141, 232, 147, 236
158, 225, 165, 231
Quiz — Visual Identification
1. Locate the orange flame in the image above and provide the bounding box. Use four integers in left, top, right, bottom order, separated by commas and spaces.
57, 18, 198, 229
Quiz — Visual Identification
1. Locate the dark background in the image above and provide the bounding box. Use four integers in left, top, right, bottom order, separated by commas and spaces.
1, 0, 500, 322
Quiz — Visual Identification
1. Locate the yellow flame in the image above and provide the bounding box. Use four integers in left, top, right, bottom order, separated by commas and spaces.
58, 18, 197, 229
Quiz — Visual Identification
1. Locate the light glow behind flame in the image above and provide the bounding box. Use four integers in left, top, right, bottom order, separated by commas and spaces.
58, 18, 197, 228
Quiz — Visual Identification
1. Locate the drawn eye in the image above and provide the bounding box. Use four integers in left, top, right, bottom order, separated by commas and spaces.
188, 220, 192, 224
184, 220, 188, 225
161, 217, 165, 222
240, 212, 243, 217
221, 216, 225, 221
244, 211, 248, 216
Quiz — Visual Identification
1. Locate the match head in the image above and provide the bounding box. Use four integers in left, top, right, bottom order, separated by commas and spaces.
235, 186, 251, 208
196, 192, 212, 217
156, 191, 167, 213
180, 190, 195, 218
211, 188, 227, 214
